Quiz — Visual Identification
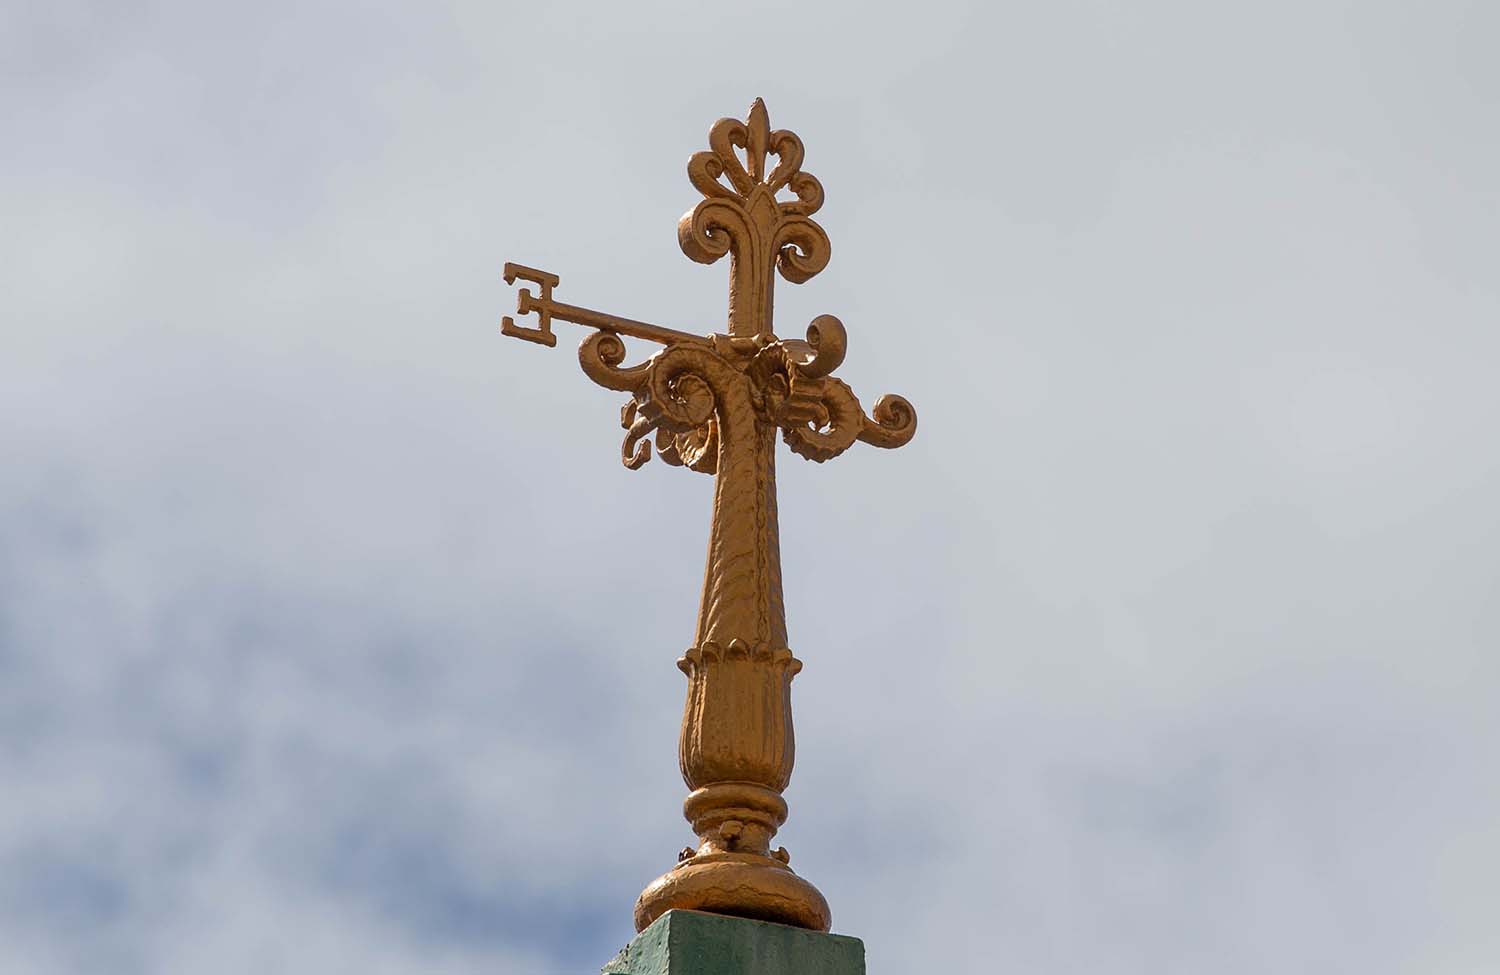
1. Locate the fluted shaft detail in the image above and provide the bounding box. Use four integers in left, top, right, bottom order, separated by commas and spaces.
695, 387, 786, 651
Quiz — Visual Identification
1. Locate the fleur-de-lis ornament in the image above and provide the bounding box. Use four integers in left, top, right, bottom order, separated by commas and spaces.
501, 99, 916, 933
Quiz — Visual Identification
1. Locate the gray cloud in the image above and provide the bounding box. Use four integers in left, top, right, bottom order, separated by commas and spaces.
3, 1, 1498, 972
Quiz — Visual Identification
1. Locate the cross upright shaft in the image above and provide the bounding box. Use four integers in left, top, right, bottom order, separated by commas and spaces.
500, 99, 916, 934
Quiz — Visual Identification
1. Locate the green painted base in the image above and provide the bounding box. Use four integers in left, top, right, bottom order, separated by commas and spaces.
602, 910, 865, 975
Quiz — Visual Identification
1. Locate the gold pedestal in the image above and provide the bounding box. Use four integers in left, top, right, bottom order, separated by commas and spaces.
636, 643, 830, 932
636, 852, 831, 933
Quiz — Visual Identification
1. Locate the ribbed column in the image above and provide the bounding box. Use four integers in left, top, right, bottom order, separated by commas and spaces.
634, 380, 829, 933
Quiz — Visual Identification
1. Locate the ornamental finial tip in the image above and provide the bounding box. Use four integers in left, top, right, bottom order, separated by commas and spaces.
748, 98, 769, 139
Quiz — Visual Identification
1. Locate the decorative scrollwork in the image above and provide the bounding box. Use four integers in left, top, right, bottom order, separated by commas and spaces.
574, 316, 916, 470
657, 421, 718, 474
620, 399, 654, 470
520, 101, 917, 473
858, 393, 918, 449
727, 325, 916, 464
640, 346, 737, 432
779, 376, 865, 463
679, 99, 831, 339
586, 343, 741, 473
781, 314, 847, 379
578, 331, 653, 392
774, 218, 830, 285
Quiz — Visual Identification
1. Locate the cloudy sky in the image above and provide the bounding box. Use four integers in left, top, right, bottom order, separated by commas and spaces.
4, 1, 1498, 972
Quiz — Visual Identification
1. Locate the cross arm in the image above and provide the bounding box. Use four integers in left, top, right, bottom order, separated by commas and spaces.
500, 262, 708, 350
498, 263, 916, 475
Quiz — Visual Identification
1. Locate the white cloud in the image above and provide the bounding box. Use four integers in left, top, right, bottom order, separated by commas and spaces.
4, 1, 1498, 972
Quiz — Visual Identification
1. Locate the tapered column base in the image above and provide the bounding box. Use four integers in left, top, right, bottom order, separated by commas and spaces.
634, 852, 831, 933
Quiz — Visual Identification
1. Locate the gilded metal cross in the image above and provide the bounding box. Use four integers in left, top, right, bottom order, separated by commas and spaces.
500, 98, 916, 934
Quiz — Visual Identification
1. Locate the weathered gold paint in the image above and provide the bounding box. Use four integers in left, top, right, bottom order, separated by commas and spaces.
499, 100, 916, 933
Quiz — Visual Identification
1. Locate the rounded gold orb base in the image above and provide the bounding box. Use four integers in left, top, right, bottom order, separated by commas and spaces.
634, 852, 831, 933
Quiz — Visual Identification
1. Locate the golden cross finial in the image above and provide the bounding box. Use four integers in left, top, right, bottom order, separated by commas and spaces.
500, 99, 916, 934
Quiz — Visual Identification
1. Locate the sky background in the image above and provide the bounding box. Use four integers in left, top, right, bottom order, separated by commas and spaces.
4, 1, 1499, 973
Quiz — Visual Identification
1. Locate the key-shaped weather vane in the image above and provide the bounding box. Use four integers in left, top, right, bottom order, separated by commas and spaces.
501, 99, 916, 934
